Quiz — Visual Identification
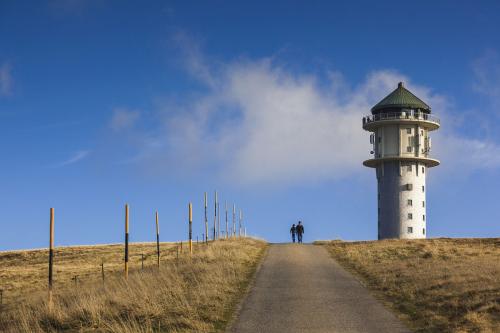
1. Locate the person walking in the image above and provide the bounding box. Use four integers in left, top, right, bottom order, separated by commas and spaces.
290, 224, 297, 243
296, 221, 304, 243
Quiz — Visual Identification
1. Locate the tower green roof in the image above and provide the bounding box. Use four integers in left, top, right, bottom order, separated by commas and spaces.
371, 82, 431, 113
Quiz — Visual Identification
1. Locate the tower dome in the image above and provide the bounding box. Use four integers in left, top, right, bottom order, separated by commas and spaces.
371, 82, 431, 114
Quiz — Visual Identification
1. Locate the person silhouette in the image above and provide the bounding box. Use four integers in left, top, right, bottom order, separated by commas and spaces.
290, 224, 297, 243
296, 221, 304, 243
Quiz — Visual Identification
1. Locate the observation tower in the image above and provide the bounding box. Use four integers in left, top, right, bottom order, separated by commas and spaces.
362, 82, 440, 239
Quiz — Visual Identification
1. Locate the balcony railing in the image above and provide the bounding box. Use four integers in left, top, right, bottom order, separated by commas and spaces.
363, 111, 440, 125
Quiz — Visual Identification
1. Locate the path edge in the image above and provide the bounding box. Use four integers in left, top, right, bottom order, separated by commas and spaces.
223, 244, 270, 332
316, 243, 414, 332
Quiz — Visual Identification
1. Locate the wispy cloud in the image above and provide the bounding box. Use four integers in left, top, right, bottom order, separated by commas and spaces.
54, 150, 91, 168
105, 40, 500, 186
110, 108, 140, 132
0, 62, 13, 97
472, 50, 500, 113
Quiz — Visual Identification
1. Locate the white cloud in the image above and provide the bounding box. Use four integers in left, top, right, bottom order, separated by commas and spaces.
54, 150, 91, 167
472, 50, 500, 106
109, 45, 500, 185
0, 62, 12, 97
110, 108, 140, 132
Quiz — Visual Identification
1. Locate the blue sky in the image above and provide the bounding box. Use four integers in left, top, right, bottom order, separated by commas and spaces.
1, 1, 500, 250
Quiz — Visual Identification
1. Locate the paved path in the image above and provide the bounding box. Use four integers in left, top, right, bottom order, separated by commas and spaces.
228, 244, 410, 333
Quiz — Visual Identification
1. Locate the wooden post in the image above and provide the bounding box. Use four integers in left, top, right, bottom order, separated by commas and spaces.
204, 192, 208, 244
101, 261, 105, 285
189, 203, 193, 255
217, 202, 221, 240
180, 241, 183, 253
225, 201, 228, 239
155, 211, 160, 268
48, 207, 54, 307
232, 204, 236, 238
213, 191, 217, 240
239, 209, 242, 238
125, 204, 129, 279
0, 289, 3, 307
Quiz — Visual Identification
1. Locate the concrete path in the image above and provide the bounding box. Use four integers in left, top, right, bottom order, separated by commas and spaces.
227, 244, 410, 333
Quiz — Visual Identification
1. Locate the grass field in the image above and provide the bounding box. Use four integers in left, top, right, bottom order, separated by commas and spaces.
0, 238, 267, 332
320, 238, 500, 333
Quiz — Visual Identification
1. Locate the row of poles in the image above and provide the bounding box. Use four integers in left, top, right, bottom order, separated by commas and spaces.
46, 191, 246, 308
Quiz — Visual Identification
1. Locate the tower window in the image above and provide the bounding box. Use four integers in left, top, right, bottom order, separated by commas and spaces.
407, 165, 412, 172
408, 227, 413, 233
407, 146, 412, 152
408, 213, 413, 220
422, 186, 425, 192
423, 215, 426, 221
423, 228, 426, 235
422, 201, 425, 207
406, 128, 412, 134
422, 167, 425, 173
407, 199, 413, 206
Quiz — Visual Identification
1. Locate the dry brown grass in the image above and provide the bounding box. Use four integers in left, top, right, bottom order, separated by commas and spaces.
0, 238, 267, 332
319, 238, 500, 333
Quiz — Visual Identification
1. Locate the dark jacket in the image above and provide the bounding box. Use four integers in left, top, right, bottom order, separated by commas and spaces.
296, 224, 304, 234
290, 226, 296, 234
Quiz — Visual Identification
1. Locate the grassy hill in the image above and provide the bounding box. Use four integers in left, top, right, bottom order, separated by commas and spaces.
319, 238, 500, 333
0, 238, 267, 332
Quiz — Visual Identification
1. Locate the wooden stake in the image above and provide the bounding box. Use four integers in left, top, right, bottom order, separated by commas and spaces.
232, 204, 236, 238
155, 211, 160, 268
189, 202, 193, 255
204, 192, 208, 244
48, 207, 54, 308
213, 191, 218, 240
239, 209, 242, 238
101, 261, 105, 285
141, 253, 144, 270
225, 201, 228, 239
125, 204, 129, 279
217, 202, 221, 240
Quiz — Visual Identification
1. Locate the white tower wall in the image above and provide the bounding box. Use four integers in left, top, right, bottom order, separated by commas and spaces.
377, 161, 427, 239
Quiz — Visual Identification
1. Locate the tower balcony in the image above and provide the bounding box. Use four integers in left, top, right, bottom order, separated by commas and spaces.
362, 111, 440, 131
363, 156, 440, 168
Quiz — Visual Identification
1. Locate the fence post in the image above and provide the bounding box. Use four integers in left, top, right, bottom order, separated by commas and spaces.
204, 192, 208, 244
232, 204, 236, 238
239, 209, 242, 238
156, 211, 160, 268
213, 191, 218, 240
225, 201, 228, 239
141, 253, 145, 270
125, 204, 129, 279
0, 289, 3, 308
48, 207, 54, 308
189, 202, 193, 255
217, 202, 221, 240
101, 261, 105, 285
